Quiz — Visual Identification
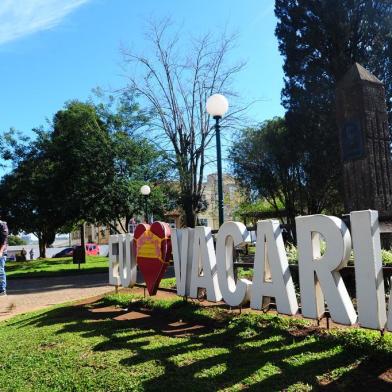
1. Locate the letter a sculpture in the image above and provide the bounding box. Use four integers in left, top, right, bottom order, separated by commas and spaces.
133, 221, 171, 295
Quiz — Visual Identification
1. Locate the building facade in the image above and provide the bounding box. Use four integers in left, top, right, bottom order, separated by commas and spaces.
197, 173, 243, 230
70, 222, 125, 246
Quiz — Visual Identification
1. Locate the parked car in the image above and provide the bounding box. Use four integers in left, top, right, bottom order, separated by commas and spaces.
85, 243, 100, 256
72, 243, 100, 257
53, 247, 75, 258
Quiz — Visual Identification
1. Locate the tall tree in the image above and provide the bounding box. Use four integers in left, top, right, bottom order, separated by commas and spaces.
122, 20, 246, 227
97, 133, 173, 232
48, 101, 115, 226
0, 129, 63, 257
1, 98, 174, 253
275, 0, 392, 213
92, 90, 174, 231
230, 118, 304, 232
1, 101, 117, 257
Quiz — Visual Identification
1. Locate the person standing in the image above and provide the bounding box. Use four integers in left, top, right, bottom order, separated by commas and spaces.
0, 218, 8, 296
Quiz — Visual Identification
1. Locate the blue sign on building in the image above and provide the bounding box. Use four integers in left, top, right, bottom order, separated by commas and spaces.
341, 120, 365, 162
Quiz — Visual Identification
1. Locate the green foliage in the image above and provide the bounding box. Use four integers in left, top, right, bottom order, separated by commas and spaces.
7, 235, 27, 246
0, 128, 64, 255
90, 91, 175, 231
230, 118, 301, 231
233, 198, 285, 221
236, 267, 253, 280
284, 244, 392, 266
381, 249, 392, 266
285, 241, 325, 265
92, 88, 151, 135
0, 101, 116, 257
328, 328, 392, 355
103, 293, 182, 311
286, 243, 299, 264
49, 101, 115, 225
159, 277, 176, 289
95, 131, 174, 231
1, 97, 175, 247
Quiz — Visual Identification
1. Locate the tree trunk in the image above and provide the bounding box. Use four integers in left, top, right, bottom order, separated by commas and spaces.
80, 224, 86, 263
286, 211, 297, 245
38, 235, 46, 258
182, 196, 196, 228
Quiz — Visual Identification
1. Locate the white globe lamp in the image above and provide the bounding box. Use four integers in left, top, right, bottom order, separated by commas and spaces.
140, 185, 151, 196
206, 94, 229, 118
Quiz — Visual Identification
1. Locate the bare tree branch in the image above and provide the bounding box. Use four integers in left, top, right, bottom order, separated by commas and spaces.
121, 20, 248, 227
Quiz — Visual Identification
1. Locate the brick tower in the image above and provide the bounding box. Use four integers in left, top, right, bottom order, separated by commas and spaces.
336, 63, 392, 219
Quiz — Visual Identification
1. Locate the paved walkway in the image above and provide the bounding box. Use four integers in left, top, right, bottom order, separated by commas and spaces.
0, 273, 113, 321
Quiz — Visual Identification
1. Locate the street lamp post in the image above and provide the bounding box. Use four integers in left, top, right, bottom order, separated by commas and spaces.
140, 184, 151, 223
206, 94, 229, 228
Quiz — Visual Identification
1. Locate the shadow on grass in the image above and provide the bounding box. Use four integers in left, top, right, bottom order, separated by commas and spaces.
9, 299, 392, 391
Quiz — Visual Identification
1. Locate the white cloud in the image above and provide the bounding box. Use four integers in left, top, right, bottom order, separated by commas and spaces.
0, 0, 90, 45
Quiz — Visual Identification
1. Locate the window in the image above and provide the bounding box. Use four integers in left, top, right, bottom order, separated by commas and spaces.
199, 218, 208, 227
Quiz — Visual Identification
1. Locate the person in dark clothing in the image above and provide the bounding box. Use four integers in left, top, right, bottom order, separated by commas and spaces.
0, 219, 8, 296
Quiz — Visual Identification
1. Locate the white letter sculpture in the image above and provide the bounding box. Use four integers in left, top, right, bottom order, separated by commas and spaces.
172, 228, 194, 296
350, 210, 387, 329
296, 215, 357, 325
120, 233, 137, 288
388, 288, 392, 332
189, 226, 222, 302
109, 234, 120, 286
216, 222, 251, 306
251, 220, 298, 315
109, 234, 137, 288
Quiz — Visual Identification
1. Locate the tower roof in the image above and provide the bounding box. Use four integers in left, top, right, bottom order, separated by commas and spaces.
339, 63, 382, 86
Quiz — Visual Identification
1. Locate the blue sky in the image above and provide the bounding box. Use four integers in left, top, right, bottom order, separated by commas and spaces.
0, 0, 285, 171
0, 0, 284, 179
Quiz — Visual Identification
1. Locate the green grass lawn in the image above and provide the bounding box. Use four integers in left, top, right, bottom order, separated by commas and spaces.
6, 256, 178, 285
0, 291, 390, 391
6, 256, 108, 279
159, 277, 176, 289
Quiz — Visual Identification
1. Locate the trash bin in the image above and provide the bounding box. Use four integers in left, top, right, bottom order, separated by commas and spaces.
72, 246, 86, 264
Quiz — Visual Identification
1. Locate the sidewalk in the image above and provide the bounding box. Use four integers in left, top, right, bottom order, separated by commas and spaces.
0, 273, 113, 321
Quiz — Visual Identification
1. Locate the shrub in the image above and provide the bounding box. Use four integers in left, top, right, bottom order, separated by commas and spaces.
286, 244, 392, 266
382, 249, 392, 266
8, 235, 27, 246
286, 243, 298, 264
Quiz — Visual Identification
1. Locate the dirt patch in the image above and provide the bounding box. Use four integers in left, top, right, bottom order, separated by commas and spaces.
0, 301, 16, 315
160, 320, 209, 337
379, 368, 392, 383
288, 325, 321, 338
90, 305, 123, 314
114, 310, 152, 322
62, 294, 216, 339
